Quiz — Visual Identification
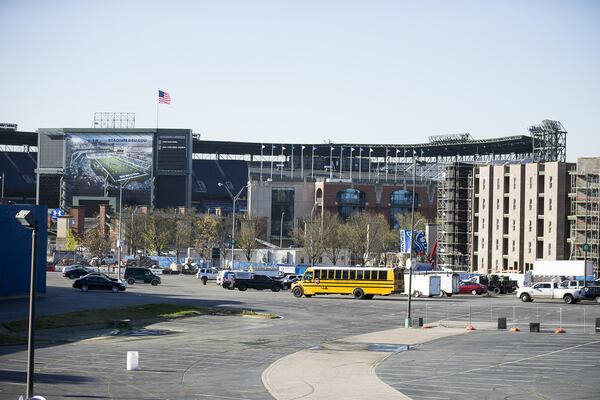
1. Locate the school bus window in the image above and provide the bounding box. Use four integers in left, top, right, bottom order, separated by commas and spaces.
327, 270, 334, 279
342, 270, 349, 279
350, 270, 356, 279
304, 271, 313, 282
357, 270, 363, 280
334, 270, 340, 279
378, 271, 387, 280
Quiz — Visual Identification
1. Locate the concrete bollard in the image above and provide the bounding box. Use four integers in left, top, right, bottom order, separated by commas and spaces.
497, 317, 507, 330
127, 351, 139, 371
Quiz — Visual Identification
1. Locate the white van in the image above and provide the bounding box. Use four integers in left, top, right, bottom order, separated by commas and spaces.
216, 270, 253, 287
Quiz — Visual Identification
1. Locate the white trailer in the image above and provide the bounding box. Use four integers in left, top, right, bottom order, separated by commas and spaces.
533, 261, 594, 279
434, 272, 460, 297
403, 274, 441, 298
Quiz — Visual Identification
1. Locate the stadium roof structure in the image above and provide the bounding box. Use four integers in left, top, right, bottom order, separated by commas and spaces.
1, 127, 534, 163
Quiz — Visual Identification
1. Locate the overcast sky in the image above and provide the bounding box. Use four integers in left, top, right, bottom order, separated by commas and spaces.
1, 0, 598, 160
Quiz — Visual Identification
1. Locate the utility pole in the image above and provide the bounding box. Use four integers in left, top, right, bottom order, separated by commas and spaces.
405, 151, 421, 328
219, 183, 247, 268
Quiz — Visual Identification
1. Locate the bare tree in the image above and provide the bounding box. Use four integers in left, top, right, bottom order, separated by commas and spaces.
294, 217, 325, 266
195, 213, 220, 260
237, 216, 267, 261
322, 212, 344, 265
342, 212, 387, 266
142, 210, 173, 255
394, 211, 428, 231
81, 226, 111, 261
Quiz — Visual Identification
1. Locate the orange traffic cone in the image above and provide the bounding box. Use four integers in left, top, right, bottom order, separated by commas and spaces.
554, 327, 566, 334
510, 326, 520, 332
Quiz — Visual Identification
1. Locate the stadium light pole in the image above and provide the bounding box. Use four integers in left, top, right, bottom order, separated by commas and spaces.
218, 182, 248, 268
405, 152, 424, 328
117, 179, 131, 279
15, 210, 38, 399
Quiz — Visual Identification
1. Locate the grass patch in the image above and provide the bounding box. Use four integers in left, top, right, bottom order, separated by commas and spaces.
2, 304, 278, 332
0, 333, 27, 345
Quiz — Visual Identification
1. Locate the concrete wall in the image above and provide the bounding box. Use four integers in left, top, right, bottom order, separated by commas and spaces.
0, 204, 47, 297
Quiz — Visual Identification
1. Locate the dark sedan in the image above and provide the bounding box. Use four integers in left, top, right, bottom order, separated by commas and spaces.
63, 267, 94, 279
73, 275, 126, 293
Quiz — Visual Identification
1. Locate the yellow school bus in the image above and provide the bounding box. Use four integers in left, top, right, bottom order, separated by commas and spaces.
291, 267, 404, 299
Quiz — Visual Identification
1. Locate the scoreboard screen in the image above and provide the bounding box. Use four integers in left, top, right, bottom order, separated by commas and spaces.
157, 131, 188, 171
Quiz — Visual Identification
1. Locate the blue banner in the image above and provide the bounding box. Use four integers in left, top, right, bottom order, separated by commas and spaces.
400, 230, 427, 254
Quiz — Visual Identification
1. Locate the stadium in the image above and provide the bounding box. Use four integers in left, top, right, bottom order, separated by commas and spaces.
1, 119, 562, 247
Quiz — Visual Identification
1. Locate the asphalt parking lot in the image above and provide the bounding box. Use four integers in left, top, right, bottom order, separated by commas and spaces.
1, 273, 599, 399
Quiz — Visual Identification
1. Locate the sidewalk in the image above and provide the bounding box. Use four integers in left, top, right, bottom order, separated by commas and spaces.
262, 325, 467, 400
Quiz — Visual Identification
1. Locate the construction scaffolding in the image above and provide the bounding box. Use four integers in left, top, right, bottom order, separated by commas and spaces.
437, 163, 473, 271
568, 159, 600, 276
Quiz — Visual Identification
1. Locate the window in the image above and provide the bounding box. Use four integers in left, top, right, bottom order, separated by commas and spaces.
496, 199, 500, 210
337, 188, 366, 220
549, 176, 553, 189
548, 243, 552, 256
529, 176, 533, 189
482, 199, 486, 209
482, 241, 484, 249
496, 219, 499, 230
528, 220, 532, 232
328, 270, 335, 279
512, 241, 515, 252
496, 178, 499, 190
512, 220, 516, 231
334, 270, 341, 279
513, 177, 516, 189
349, 270, 356, 279
495, 239, 499, 250
342, 270, 349, 279
529, 198, 532, 211
363, 270, 371, 280
549, 199, 553, 211
528, 242, 532, 254
483, 179, 486, 190
548, 221, 552, 233
356, 270, 363, 280
482, 218, 485, 229
513, 199, 516, 210
378, 271, 387, 280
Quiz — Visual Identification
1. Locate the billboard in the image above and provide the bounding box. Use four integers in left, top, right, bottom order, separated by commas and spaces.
64, 133, 153, 205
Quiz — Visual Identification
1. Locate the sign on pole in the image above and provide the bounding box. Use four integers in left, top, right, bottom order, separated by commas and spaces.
50, 208, 65, 222
400, 230, 428, 254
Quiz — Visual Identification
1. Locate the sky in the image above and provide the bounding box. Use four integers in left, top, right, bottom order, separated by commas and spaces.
1, 0, 599, 161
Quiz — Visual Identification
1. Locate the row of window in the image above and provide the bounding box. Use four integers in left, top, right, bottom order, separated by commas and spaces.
482, 197, 552, 211
481, 176, 554, 191
313, 269, 389, 281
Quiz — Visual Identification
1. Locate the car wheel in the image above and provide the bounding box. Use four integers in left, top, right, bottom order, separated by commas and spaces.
69, 275, 75, 280
81, 285, 88, 292
127, 279, 135, 285
271, 285, 281, 292
238, 284, 247, 291
564, 294, 574, 304
446, 293, 453, 297
151, 280, 159, 286
440, 291, 446, 297
201, 277, 208, 285
413, 290, 421, 298
493, 287, 501, 295
471, 290, 478, 295
111, 286, 119, 293
292, 286, 304, 297
353, 288, 365, 299
520, 293, 531, 303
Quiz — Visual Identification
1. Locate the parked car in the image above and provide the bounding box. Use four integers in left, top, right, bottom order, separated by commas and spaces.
63, 266, 95, 279
517, 282, 582, 304
459, 281, 488, 295
196, 267, 219, 285
124, 255, 158, 268
72, 275, 126, 293
124, 267, 161, 286
278, 274, 299, 290
227, 274, 283, 292
217, 270, 253, 287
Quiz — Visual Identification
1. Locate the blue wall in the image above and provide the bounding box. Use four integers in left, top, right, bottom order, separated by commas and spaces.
0, 204, 47, 297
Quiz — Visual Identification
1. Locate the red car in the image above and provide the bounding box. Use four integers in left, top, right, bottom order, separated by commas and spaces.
459, 281, 488, 295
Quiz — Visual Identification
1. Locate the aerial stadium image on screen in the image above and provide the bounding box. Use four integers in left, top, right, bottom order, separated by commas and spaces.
65, 133, 153, 202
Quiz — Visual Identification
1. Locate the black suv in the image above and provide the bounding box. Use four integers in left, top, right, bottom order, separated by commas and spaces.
124, 267, 161, 286
231, 274, 283, 292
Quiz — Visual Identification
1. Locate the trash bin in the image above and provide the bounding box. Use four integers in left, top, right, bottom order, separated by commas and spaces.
497, 317, 507, 330
417, 317, 424, 327
529, 322, 540, 333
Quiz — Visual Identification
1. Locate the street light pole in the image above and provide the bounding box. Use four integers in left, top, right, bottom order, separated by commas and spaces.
118, 182, 123, 278
280, 212, 285, 248
1, 171, 4, 199
130, 205, 140, 256
405, 152, 419, 328
219, 183, 247, 268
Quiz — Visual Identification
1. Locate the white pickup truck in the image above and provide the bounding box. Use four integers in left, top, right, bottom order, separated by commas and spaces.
196, 267, 219, 285
517, 282, 582, 304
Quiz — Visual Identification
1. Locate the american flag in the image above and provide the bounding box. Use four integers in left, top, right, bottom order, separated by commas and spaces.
158, 90, 171, 104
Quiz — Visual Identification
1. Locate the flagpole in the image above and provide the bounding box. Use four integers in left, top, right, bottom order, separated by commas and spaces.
270, 145, 275, 180
368, 148, 372, 182
311, 145, 315, 179
280, 145, 285, 180
156, 90, 159, 130
339, 147, 343, 179
385, 148, 389, 183
301, 146, 305, 180
329, 146, 333, 179
291, 145, 294, 180
260, 144, 264, 182
358, 148, 362, 181
350, 148, 354, 181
